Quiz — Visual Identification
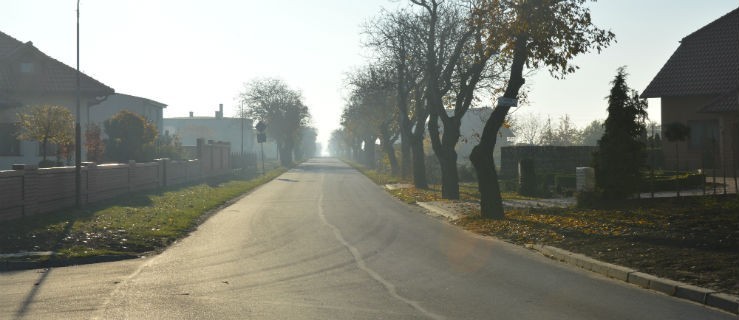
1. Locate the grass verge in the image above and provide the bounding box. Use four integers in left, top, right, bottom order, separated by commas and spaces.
0, 167, 287, 266
347, 160, 739, 296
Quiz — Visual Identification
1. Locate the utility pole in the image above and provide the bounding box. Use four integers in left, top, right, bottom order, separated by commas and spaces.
75, 0, 82, 208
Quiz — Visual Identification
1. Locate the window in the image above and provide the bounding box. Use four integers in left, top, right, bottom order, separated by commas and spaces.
688, 119, 719, 150
20, 62, 34, 73
0, 123, 21, 156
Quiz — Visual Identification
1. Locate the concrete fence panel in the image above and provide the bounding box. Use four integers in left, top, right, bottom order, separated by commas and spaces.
0, 140, 233, 221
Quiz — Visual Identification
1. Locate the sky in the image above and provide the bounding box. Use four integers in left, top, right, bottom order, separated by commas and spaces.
1, 0, 738, 151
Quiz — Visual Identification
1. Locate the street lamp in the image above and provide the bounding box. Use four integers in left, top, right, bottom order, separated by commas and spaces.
75, 0, 81, 207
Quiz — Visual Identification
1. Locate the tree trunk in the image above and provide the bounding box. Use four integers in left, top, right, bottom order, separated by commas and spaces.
439, 149, 460, 199
470, 145, 504, 219
42, 137, 48, 161
279, 144, 293, 167
400, 131, 412, 179
410, 137, 428, 189
381, 138, 399, 175
428, 113, 460, 199
470, 34, 529, 219
364, 137, 376, 169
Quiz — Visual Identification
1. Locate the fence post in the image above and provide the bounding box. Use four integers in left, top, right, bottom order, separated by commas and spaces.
158, 158, 169, 188
13, 164, 38, 217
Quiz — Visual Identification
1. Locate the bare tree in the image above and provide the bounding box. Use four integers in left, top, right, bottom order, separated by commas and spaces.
238, 78, 311, 167
364, 9, 430, 187
510, 112, 545, 145
410, 0, 508, 199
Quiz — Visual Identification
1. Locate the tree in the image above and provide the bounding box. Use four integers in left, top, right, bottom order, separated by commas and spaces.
85, 123, 105, 163
411, 0, 508, 199
510, 112, 545, 145
238, 78, 311, 167
295, 127, 318, 161
593, 68, 648, 200
580, 120, 604, 146
663, 122, 690, 167
16, 105, 74, 166
155, 130, 185, 160
104, 110, 158, 162
364, 9, 430, 186
343, 65, 400, 173
470, 0, 615, 219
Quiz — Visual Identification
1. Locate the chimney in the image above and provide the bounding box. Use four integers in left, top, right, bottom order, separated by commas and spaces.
218, 104, 224, 119
189, 111, 194, 118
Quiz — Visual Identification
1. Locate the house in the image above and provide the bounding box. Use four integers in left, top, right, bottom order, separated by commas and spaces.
0, 30, 114, 169
89, 93, 167, 136
163, 104, 261, 157
642, 8, 739, 173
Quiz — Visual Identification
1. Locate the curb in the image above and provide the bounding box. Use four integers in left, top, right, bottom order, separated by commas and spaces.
528, 244, 739, 315
416, 202, 461, 220
0, 254, 139, 272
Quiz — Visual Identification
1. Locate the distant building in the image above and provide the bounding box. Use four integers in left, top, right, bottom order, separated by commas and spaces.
163, 104, 260, 156
642, 7, 738, 172
0, 30, 114, 169
90, 93, 167, 136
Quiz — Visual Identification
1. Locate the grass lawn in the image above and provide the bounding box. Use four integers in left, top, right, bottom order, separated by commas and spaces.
0, 167, 287, 264
347, 160, 739, 296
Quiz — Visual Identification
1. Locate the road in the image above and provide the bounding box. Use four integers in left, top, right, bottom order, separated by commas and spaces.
0, 158, 733, 319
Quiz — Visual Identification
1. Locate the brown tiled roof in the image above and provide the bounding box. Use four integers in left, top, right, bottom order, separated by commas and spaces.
0, 30, 114, 98
642, 7, 739, 98
699, 87, 739, 113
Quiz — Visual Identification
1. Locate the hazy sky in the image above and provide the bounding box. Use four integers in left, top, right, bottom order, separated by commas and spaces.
2, 1, 738, 147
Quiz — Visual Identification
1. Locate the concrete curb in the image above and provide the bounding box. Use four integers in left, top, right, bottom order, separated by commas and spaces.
529, 244, 739, 315
416, 202, 461, 220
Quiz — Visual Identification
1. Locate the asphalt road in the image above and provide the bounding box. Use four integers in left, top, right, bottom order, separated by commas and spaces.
1, 158, 734, 319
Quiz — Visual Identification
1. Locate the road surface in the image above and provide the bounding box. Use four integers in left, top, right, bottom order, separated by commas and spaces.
1, 158, 733, 319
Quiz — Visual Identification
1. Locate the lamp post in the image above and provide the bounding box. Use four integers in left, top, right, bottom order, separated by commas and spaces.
75, 0, 82, 208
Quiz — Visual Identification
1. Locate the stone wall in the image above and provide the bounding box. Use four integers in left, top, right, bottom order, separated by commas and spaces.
0, 140, 232, 221
500, 145, 597, 179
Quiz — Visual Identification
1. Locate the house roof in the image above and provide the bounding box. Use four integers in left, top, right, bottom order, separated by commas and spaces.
699, 87, 739, 113
0, 30, 114, 98
641, 7, 739, 98
96, 93, 167, 109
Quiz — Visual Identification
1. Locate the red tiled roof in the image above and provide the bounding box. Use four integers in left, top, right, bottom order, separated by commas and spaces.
0, 30, 114, 98
642, 7, 739, 98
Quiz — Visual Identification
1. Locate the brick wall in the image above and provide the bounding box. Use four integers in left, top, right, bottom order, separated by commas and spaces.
0, 140, 233, 221
500, 146, 597, 179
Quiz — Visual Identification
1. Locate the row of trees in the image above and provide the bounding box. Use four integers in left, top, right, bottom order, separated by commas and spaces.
509, 113, 603, 146
334, 0, 614, 218
16, 105, 182, 166
236, 78, 313, 167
